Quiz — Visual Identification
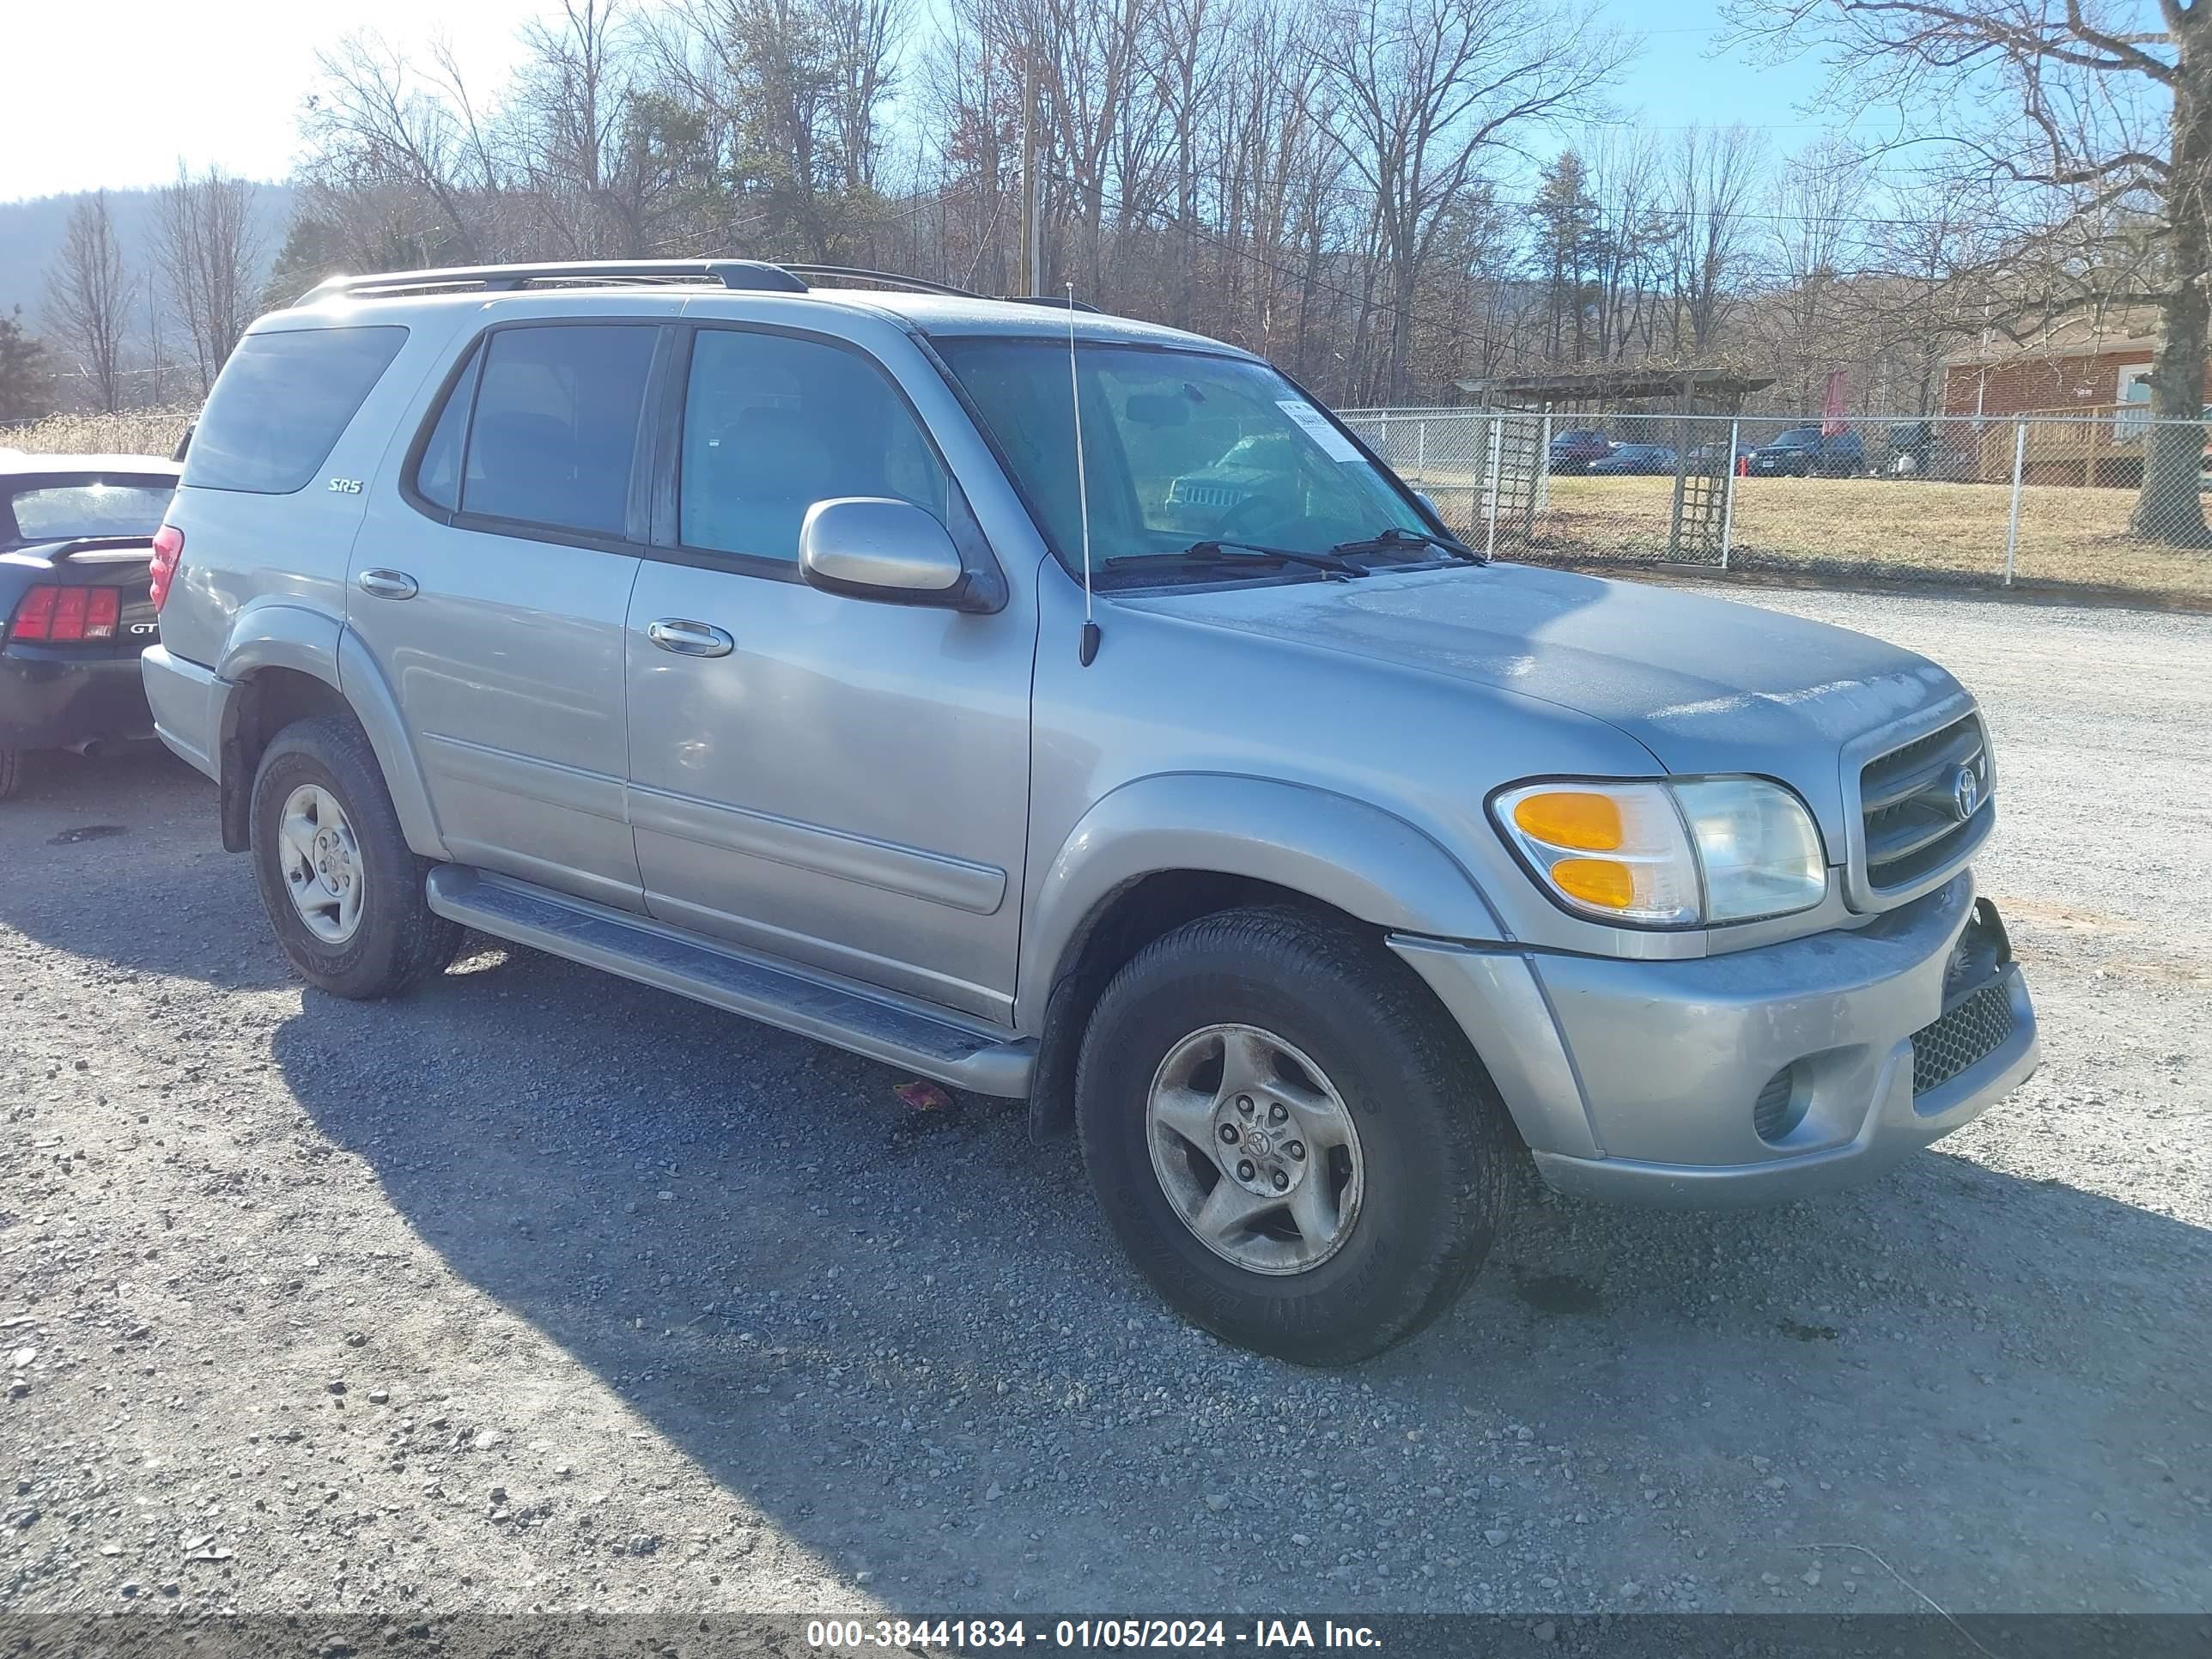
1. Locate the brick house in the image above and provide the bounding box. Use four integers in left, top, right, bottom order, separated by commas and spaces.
1939, 310, 2211, 483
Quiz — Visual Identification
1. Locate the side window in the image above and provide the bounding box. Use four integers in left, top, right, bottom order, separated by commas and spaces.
185, 325, 409, 494
678, 330, 949, 563
461, 325, 657, 538
412, 342, 482, 514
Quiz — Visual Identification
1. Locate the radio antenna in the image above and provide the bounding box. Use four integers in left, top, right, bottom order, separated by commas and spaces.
1068, 282, 1100, 666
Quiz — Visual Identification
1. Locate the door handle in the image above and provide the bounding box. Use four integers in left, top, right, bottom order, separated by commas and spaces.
356, 568, 419, 600
646, 617, 735, 658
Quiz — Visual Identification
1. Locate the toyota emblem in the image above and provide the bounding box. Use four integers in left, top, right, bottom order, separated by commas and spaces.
1951, 763, 1982, 822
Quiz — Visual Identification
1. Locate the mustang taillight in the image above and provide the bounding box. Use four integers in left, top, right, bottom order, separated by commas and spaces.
7, 585, 120, 643
149, 524, 185, 612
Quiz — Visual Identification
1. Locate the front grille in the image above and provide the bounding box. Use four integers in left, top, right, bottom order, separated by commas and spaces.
1168, 482, 1246, 508
1910, 980, 2014, 1096
1859, 713, 1991, 894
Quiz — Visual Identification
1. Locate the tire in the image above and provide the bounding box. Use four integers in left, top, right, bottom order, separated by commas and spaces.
1075, 905, 1518, 1364
248, 714, 460, 998
0, 748, 19, 802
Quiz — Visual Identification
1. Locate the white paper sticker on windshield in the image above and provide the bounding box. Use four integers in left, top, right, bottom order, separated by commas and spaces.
1275, 398, 1365, 464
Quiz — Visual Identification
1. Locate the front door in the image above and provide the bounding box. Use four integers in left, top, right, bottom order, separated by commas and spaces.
348, 314, 665, 912
623, 324, 1035, 1021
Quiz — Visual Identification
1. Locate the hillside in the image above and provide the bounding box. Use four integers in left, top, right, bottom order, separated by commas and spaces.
0, 184, 293, 330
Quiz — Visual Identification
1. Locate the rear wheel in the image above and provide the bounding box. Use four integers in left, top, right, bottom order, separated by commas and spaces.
249, 715, 459, 998
0, 748, 19, 802
1076, 906, 1517, 1364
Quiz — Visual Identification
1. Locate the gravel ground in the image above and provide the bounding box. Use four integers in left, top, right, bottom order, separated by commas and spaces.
1, 584, 2207, 1624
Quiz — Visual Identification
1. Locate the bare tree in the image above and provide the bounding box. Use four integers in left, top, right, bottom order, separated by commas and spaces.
1661, 123, 1765, 361
823, 0, 909, 195
43, 192, 139, 413
1036, 0, 1153, 300
1585, 125, 1665, 362
1761, 136, 1872, 407
1854, 175, 2002, 414
155, 165, 266, 395
509, 0, 704, 257
1317, 0, 1629, 403
1743, 0, 2212, 542
304, 33, 506, 264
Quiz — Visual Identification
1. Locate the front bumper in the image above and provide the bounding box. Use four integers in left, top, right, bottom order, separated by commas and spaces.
0, 649, 154, 750
1392, 872, 2039, 1206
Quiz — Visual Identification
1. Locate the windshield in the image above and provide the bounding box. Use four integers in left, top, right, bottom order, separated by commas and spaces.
935, 340, 1428, 574
3, 478, 174, 550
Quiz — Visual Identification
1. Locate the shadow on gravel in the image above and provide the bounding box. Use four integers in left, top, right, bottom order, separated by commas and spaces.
0, 741, 294, 992
265, 939, 2212, 1612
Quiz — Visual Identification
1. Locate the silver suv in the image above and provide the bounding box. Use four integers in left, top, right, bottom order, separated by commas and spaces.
143, 259, 2038, 1363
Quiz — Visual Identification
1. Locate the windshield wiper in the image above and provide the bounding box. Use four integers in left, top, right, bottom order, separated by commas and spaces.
1328, 526, 1486, 564
1103, 539, 1366, 578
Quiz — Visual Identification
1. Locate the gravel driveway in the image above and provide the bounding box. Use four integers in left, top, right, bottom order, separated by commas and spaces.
2, 584, 2206, 1621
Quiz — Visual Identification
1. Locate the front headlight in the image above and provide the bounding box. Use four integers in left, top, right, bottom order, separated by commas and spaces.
1492, 776, 1826, 928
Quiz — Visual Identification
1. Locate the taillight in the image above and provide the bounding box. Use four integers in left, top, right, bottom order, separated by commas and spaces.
6, 584, 123, 644
149, 524, 185, 612
9, 586, 57, 641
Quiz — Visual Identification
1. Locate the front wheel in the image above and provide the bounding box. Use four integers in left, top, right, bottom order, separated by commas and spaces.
1076, 906, 1518, 1364
248, 715, 460, 998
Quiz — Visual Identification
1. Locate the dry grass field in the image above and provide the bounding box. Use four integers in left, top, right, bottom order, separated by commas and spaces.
1483, 473, 2212, 602
1, 405, 198, 461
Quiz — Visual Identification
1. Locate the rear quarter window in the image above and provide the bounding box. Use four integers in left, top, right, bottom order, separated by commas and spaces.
185, 325, 409, 494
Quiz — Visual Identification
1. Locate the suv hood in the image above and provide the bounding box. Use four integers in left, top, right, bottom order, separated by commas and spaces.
1119, 562, 1964, 827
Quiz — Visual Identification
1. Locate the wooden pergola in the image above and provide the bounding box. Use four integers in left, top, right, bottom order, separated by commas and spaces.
1455, 366, 1776, 415
1453, 368, 1778, 561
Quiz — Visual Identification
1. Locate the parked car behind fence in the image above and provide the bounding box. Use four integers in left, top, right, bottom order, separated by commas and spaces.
1749, 424, 1865, 477
1587, 443, 1677, 477
1546, 428, 1613, 474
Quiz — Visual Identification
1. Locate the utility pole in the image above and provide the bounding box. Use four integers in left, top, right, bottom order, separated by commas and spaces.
1018, 43, 1041, 297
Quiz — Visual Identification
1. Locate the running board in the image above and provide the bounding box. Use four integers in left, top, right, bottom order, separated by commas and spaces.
424, 866, 1035, 1097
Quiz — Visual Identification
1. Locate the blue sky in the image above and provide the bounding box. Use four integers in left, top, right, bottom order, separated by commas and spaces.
1613, 13, 1841, 138
3, 0, 1854, 204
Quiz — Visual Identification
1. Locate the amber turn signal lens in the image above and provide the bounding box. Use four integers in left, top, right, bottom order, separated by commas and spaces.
1510, 790, 1625, 852
1548, 857, 1637, 909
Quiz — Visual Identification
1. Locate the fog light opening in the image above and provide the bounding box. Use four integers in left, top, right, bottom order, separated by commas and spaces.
1753, 1065, 1808, 1144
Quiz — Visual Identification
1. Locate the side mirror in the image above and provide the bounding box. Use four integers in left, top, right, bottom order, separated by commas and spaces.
799, 497, 975, 609
1414, 490, 1441, 519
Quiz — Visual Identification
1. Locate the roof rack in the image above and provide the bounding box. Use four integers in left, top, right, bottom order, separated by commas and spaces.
787, 265, 1102, 313
781, 264, 970, 297
297, 257, 1109, 316
298, 259, 810, 304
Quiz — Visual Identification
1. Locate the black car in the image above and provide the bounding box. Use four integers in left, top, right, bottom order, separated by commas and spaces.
0, 453, 180, 799
1586, 442, 1677, 476
1547, 428, 1613, 474
1747, 425, 1865, 477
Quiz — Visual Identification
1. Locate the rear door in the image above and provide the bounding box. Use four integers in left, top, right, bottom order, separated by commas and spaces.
347, 307, 671, 913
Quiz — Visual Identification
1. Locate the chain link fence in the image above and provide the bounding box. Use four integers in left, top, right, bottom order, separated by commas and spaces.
1340, 405, 2212, 603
